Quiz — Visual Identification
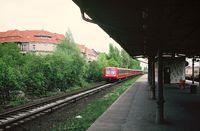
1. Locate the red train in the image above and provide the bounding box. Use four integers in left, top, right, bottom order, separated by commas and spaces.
104, 67, 143, 81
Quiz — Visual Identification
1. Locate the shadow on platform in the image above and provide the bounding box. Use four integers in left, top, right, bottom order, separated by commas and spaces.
87, 75, 200, 131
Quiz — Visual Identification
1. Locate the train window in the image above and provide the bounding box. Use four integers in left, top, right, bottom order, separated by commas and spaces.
106, 68, 116, 75
106, 69, 111, 74
111, 69, 116, 75
119, 69, 122, 74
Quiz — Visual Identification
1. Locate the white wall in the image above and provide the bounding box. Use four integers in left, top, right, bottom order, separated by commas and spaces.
155, 57, 186, 83
21, 42, 57, 53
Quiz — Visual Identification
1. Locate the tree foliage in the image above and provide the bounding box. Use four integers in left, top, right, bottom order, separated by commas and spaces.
0, 43, 24, 104
0, 41, 140, 105
86, 44, 141, 82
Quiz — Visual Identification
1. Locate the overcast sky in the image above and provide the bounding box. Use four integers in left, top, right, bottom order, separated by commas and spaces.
0, 0, 122, 53
0, 0, 147, 68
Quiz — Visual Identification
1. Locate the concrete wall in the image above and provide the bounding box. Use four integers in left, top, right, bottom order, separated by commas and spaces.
155, 57, 186, 83
20, 42, 98, 60
20, 42, 56, 53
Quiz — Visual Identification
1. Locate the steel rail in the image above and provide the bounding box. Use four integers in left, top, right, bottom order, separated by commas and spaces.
0, 82, 106, 118
0, 83, 113, 130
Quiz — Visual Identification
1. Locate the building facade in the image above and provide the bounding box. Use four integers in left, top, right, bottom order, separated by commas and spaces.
0, 30, 64, 54
185, 66, 199, 80
77, 44, 99, 62
0, 29, 99, 60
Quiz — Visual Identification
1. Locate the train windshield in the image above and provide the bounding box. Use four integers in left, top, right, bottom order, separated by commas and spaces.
106, 68, 116, 75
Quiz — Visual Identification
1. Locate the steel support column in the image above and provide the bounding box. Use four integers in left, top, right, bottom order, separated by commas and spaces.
151, 56, 156, 100
190, 57, 197, 94
148, 58, 150, 84
148, 56, 152, 85
192, 58, 195, 84
199, 61, 200, 88
156, 50, 165, 124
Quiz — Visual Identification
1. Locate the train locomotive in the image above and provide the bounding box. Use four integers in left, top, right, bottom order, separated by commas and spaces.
104, 67, 143, 81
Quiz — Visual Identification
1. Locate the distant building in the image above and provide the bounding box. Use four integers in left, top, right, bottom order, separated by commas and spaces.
0, 29, 64, 54
0, 29, 99, 60
77, 44, 99, 62
185, 66, 199, 79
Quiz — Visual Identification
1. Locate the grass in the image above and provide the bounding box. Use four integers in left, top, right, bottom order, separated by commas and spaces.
52, 76, 141, 131
8, 96, 28, 107
0, 81, 106, 111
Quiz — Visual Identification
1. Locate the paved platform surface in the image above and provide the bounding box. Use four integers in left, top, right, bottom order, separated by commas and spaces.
87, 75, 200, 131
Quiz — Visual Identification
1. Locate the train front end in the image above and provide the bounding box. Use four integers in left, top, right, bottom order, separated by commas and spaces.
104, 67, 118, 81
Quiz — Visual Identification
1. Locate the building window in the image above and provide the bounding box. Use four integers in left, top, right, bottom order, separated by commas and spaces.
34, 35, 52, 39
21, 43, 29, 51
22, 44, 26, 51
33, 45, 36, 51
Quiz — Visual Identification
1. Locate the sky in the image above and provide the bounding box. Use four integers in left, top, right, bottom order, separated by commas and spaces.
0, 0, 147, 69
0, 0, 121, 53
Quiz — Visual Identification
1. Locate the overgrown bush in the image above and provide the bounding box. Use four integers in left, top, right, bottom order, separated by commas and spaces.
0, 39, 141, 105
0, 43, 24, 104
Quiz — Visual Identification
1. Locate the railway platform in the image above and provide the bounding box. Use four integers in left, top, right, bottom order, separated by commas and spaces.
87, 75, 200, 131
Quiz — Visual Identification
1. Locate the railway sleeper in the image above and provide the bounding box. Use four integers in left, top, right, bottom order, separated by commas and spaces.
0, 83, 116, 130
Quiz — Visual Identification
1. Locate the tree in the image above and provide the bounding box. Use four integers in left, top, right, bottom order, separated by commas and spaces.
121, 49, 130, 68
129, 59, 141, 69
51, 37, 86, 90
107, 43, 121, 67
22, 55, 47, 96
143, 66, 148, 73
86, 53, 109, 82
0, 43, 24, 104
65, 28, 75, 43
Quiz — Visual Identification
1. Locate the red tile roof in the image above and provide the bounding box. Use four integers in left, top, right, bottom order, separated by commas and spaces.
0, 29, 65, 44
77, 44, 98, 56
77, 44, 86, 54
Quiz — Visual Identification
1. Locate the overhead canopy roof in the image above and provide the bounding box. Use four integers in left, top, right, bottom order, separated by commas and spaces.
72, 0, 200, 57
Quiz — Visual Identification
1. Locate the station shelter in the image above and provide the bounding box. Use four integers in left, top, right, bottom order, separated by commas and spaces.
72, 0, 200, 124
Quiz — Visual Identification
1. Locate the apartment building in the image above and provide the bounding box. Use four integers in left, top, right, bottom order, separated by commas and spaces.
0, 29, 99, 61
77, 44, 99, 62
0, 29, 64, 54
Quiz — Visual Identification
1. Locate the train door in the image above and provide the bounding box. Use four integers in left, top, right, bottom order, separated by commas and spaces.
164, 67, 170, 84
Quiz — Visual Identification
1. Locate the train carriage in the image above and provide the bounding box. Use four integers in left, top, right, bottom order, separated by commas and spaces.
104, 67, 143, 81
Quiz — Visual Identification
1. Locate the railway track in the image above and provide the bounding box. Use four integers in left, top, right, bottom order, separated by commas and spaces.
0, 82, 119, 130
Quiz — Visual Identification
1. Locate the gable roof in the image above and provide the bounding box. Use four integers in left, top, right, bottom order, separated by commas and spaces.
0, 29, 65, 44
77, 44, 98, 56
